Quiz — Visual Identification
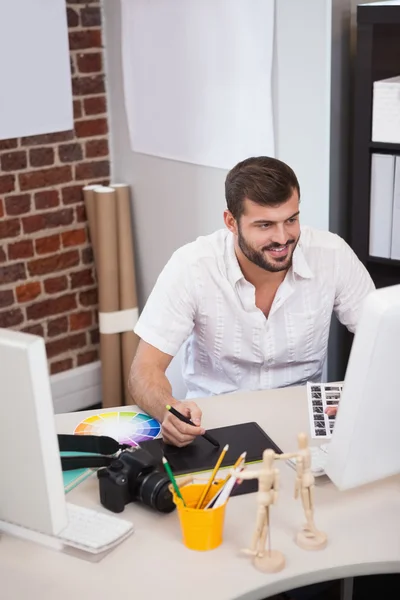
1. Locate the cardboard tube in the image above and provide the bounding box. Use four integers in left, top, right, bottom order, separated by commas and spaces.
94, 186, 123, 408
111, 183, 140, 403
82, 185, 101, 268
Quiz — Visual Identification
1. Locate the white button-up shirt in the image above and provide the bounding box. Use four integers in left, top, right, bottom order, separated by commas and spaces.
134, 227, 375, 398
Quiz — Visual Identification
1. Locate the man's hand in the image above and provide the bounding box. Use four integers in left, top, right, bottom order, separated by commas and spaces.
161, 400, 204, 447
325, 406, 338, 417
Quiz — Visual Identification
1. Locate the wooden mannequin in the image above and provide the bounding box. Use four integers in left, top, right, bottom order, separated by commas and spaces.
292, 432, 327, 550
234, 449, 285, 573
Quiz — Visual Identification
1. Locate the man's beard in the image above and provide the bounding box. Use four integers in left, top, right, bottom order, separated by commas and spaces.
237, 225, 298, 273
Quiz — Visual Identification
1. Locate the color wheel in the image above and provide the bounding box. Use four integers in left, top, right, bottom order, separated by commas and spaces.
74, 411, 161, 447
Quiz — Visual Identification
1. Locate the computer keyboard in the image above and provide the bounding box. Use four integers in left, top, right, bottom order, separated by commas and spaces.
286, 443, 329, 477
58, 503, 134, 554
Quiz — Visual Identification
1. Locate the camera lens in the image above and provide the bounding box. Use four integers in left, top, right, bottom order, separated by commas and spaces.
137, 472, 176, 513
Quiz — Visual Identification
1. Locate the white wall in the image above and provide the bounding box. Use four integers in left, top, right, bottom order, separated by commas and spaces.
103, 0, 353, 384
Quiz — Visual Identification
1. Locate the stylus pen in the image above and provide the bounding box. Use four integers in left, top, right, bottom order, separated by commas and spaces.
165, 404, 220, 448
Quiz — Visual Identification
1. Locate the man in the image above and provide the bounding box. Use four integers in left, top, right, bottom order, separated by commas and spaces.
128, 156, 374, 447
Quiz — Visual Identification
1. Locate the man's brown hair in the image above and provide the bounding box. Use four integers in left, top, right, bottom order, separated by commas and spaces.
225, 156, 300, 220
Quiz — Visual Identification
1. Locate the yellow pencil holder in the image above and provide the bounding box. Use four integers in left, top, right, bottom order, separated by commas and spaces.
171, 480, 228, 551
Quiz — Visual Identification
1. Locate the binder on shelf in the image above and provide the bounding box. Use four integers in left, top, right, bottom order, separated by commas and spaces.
369, 153, 395, 259
390, 157, 400, 260
372, 75, 400, 144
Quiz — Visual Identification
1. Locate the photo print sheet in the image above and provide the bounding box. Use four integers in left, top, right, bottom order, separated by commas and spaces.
307, 382, 342, 439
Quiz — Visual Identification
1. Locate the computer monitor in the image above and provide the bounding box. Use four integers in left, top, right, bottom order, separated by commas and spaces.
0, 328, 68, 535
325, 284, 400, 490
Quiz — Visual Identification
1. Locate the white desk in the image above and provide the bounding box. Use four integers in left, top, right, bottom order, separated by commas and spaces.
1, 386, 400, 600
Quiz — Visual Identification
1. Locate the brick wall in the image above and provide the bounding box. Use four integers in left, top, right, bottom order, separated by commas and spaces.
0, 0, 110, 375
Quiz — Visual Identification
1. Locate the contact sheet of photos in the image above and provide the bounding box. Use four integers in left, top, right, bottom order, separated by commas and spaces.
307, 382, 342, 438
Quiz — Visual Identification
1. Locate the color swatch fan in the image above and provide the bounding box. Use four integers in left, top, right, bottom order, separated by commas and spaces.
74, 411, 161, 447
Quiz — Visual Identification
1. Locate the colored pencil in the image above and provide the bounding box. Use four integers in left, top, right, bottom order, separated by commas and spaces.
205, 452, 247, 509
165, 404, 220, 448
162, 456, 185, 506
195, 444, 229, 509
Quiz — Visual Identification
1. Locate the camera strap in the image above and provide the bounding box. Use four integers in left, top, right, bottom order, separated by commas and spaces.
58, 434, 130, 471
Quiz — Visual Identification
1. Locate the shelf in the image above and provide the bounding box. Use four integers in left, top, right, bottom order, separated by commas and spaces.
368, 256, 400, 267
369, 142, 400, 153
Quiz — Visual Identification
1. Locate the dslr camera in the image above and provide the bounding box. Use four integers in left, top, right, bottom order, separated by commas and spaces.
97, 446, 175, 514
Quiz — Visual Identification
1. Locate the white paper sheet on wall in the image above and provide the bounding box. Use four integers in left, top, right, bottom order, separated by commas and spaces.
0, 0, 73, 140
121, 0, 275, 170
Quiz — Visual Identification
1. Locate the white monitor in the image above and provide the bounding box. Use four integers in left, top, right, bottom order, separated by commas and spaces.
325, 284, 400, 490
0, 328, 67, 535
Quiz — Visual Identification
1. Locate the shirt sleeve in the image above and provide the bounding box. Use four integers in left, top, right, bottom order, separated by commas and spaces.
134, 249, 197, 356
333, 238, 375, 333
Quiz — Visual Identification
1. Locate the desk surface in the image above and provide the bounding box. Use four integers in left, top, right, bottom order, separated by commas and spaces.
1, 386, 400, 600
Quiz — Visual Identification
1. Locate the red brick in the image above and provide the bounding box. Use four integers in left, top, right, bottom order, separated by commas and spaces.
67, 7, 79, 27
77, 52, 102, 74
70, 310, 92, 331
29, 147, 54, 168
26, 293, 77, 321
79, 288, 98, 306
35, 234, 60, 255
0, 218, 20, 239
28, 250, 80, 276
75, 160, 109, 181
77, 349, 98, 366
76, 205, 87, 222
75, 118, 108, 138
8, 239, 34, 260
0, 175, 15, 194
19, 166, 72, 191
1, 151, 27, 172
70, 268, 94, 289
0, 263, 25, 284
73, 99, 82, 120
72, 75, 105, 96
34, 190, 59, 210
69, 29, 102, 50
47, 333, 87, 359
82, 246, 94, 264
44, 275, 68, 295
0, 245, 6, 262
85, 138, 108, 158
62, 228, 86, 248
47, 316, 69, 338
22, 209, 74, 234
5, 194, 31, 216
83, 96, 106, 116
59, 143, 83, 163
16, 281, 41, 303
90, 327, 99, 344
0, 198, 3, 218
81, 6, 101, 27
21, 131, 74, 146
50, 358, 73, 375
22, 323, 44, 337
62, 185, 83, 205
0, 289, 14, 308
0, 139, 18, 150
0, 308, 23, 328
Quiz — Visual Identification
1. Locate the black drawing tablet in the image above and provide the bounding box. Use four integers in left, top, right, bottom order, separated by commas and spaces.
140, 422, 283, 497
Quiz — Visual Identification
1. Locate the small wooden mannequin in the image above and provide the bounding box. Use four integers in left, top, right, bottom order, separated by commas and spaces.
293, 432, 327, 550
234, 449, 285, 573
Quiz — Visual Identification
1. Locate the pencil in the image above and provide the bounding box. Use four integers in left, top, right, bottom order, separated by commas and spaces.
195, 444, 229, 509
220, 451, 247, 486
165, 404, 220, 448
162, 456, 185, 506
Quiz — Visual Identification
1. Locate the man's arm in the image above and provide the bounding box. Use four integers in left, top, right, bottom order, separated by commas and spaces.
333, 238, 375, 333
128, 340, 205, 447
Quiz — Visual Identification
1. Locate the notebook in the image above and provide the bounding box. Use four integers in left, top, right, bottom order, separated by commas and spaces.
141, 421, 282, 496
61, 451, 96, 493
